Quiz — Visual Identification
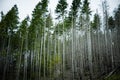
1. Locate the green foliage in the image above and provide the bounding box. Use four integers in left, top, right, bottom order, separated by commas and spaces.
16, 16, 29, 51
1, 1, 120, 80
28, 0, 48, 50
40, 53, 61, 77
55, 0, 68, 19
0, 12, 7, 38
108, 16, 115, 29
91, 13, 100, 29
54, 17, 71, 34
82, 0, 91, 21
82, 0, 91, 14
19, 16, 29, 37
48, 54, 61, 76
0, 11, 4, 20
4, 5, 19, 34
30, 0, 48, 32
0, 5, 19, 37
41, 0, 48, 14
60, 0, 81, 30
69, 0, 81, 20
54, 22, 64, 35
114, 4, 120, 27
0, 5, 19, 52
46, 13, 53, 28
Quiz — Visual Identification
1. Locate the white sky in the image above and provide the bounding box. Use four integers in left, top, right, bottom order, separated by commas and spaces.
0, 0, 120, 21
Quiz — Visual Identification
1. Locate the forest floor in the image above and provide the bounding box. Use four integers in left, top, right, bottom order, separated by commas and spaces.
99, 66, 120, 80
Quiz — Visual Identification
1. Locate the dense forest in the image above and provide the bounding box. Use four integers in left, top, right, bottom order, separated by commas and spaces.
0, 0, 120, 80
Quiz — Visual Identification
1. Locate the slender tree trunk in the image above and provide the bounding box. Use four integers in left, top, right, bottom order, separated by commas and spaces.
2, 35, 11, 80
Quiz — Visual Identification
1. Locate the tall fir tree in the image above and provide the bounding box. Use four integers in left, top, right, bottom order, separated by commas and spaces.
82, 0, 91, 19
0, 5, 19, 52
55, 0, 68, 19
46, 13, 53, 28
114, 4, 120, 27
69, 0, 81, 21
0, 12, 6, 51
108, 16, 115, 29
5, 5, 19, 35
28, 0, 48, 50
2, 5, 19, 80
82, 0, 93, 79
66, 0, 81, 29
91, 13, 100, 29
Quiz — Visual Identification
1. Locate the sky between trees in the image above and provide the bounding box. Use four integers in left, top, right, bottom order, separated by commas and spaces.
0, 0, 120, 21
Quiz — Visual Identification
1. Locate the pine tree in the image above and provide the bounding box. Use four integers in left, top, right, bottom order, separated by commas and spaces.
0, 5, 19, 52
82, 0, 91, 19
19, 16, 29, 39
15, 16, 29, 80
65, 0, 81, 29
2, 5, 19, 80
28, 1, 48, 79
82, 0, 93, 79
5, 5, 19, 35
28, 0, 48, 50
0, 12, 6, 51
69, 0, 81, 21
46, 13, 53, 28
55, 0, 68, 19
108, 16, 115, 29
91, 13, 100, 29
55, 1, 68, 78
114, 4, 120, 28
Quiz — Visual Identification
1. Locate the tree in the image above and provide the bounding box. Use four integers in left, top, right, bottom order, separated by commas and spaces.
114, 4, 120, 27
5, 5, 19, 35
82, 0, 93, 79
28, 0, 49, 79
15, 16, 29, 80
0, 11, 4, 20
6, 4, 19, 51
82, 0, 91, 19
19, 16, 29, 36
0, 12, 6, 37
108, 16, 115, 29
69, 0, 81, 18
28, 0, 48, 50
91, 13, 100, 29
55, 1, 68, 78
19, 16, 29, 50
2, 5, 19, 80
55, 0, 68, 32
68, 0, 81, 22
55, 0, 68, 19
0, 12, 6, 51
0, 5, 19, 52
46, 13, 53, 28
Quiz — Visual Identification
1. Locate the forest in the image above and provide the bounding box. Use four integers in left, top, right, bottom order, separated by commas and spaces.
0, 0, 120, 80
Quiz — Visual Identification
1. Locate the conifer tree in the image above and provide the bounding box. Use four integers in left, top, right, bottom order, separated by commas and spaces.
55, 0, 68, 19
5, 5, 19, 35
108, 16, 115, 29
69, 0, 81, 21
28, 0, 48, 50
82, 0, 91, 19
91, 13, 100, 29
114, 4, 120, 27
2, 5, 19, 80
82, 0, 93, 79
